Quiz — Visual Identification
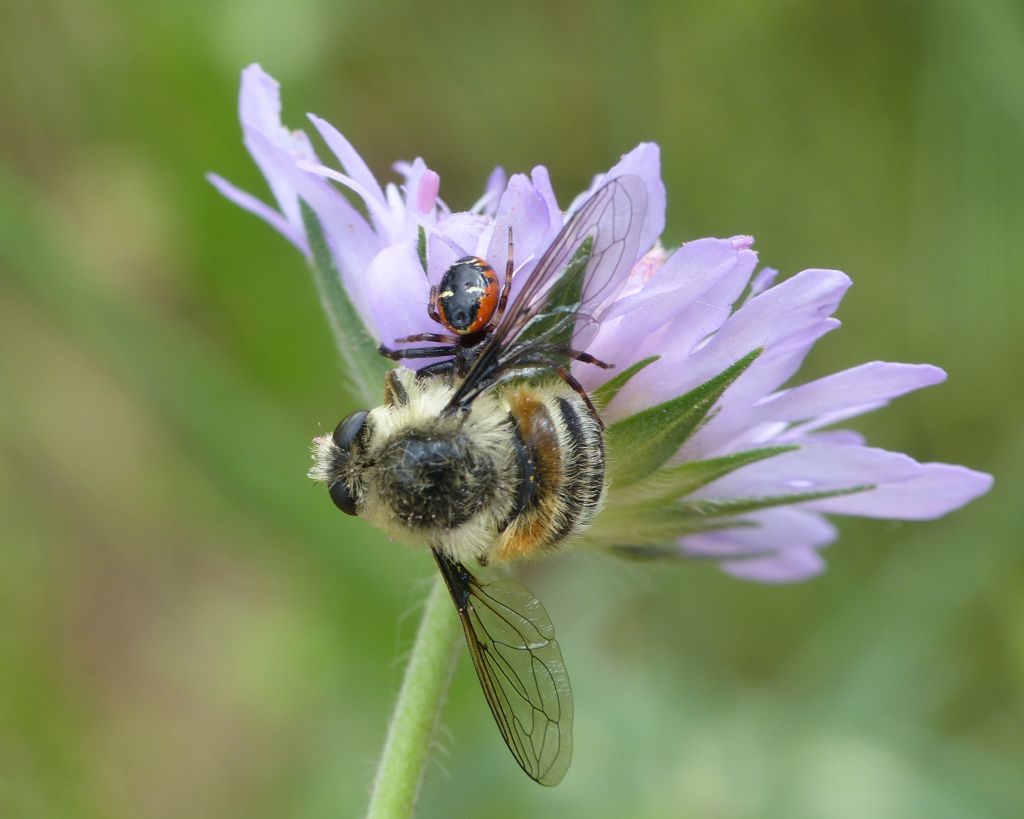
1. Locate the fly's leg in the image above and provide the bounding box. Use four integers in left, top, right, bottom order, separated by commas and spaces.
556, 348, 613, 369
415, 360, 457, 379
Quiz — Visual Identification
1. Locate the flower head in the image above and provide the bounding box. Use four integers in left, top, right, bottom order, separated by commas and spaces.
211, 64, 992, 583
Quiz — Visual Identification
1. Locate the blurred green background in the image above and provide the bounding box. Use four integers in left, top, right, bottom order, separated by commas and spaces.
1, 1, 1020, 817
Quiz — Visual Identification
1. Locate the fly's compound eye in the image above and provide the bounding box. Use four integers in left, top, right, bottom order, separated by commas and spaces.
328, 479, 358, 516
332, 409, 369, 451
327, 410, 368, 516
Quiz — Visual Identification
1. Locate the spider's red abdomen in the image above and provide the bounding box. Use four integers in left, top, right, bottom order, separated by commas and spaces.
436, 256, 499, 335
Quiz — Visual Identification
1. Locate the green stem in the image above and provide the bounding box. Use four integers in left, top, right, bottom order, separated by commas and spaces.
366, 573, 462, 819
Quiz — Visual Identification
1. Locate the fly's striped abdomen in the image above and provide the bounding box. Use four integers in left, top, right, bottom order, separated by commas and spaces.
550, 396, 605, 541
494, 385, 606, 562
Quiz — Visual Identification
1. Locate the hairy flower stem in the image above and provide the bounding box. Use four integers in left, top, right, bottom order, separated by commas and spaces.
366, 574, 462, 819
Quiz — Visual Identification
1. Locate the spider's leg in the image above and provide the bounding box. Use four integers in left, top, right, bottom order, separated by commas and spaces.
378, 344, 457, 361
489, 226, 515, 328
395, 332, 459, 344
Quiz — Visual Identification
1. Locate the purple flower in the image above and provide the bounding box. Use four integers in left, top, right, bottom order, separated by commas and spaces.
211, 64, 992, 584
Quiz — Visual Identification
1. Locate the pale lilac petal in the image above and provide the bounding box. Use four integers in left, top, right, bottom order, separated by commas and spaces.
603, 238, 748, 325
804, 463, 994, 520
721, 549, 826, 583
629, 245, 671, 291
297, 159, 398, 235
648, 236, 759, 361
364, 241, 434, 344
748, 266, 779, 298
239, 64, 285, 137
681, 319, 840, 456
681, 507, 837, 558
430, 212, 489, 276
206, 173, 308, 254
693, 444, 923, 498
754, 362, 947, 422
307, 113, 386, 206
615, 269, 850, 416
239, 64, 312, 229
477, 166, 507, 217
401, 158, 440, 218
584, 237, 757, 396
529, 165, 562, 240
776, 402, 889, 441
686, 269, 851, 385
573, 143, 666, 255
424, 233, 462, 286
250, 134, 380, 318
800, 429, 867, 446
484, 173, 558, 305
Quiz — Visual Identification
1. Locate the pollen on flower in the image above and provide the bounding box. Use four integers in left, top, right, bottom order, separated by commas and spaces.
634, 244, 669, 283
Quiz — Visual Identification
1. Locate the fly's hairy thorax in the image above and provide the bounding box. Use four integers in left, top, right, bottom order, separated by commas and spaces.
313, 368, 607, 565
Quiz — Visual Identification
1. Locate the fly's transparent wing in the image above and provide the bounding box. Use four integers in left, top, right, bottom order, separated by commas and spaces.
447, 175, 648, 411
433, 549, 573, 786
505, 174, 647, 345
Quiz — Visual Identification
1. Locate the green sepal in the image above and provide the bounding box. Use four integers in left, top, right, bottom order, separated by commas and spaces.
301, 201, 391, 407
608, 445, 798, 508
592, 355, 660, 409
520, 235, 593, 346
588, 484, 873, 548
609, 544, 681, 561
605, 348, 762, 487
417, 225, 428, 275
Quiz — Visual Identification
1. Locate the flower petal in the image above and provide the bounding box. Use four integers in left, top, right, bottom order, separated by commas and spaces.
239, 64, 290, 140
478, 166, 507, 217
603, 238, 749, 332
693, 443, 923, 498
307, 112, 387, 207
297, 159, 400, 238
682, 318, 840, 456
804, 463, 994, 520
483, 173, 560, 305
689, 268, 850, 382
428, 212, 490, 282
681, 507, 837, 558
364, 241, 435, 345
754, 362, 947, 422
721, 548, 826, 583
530, 165, 561, 233
655, 236, 759, 361
206, 173, 308, 254
747, 266, 779, 299
248, 132, 381, 319
239, 64, 311, 230
800, 429, 867, 446
585, 238, 758, 399
572, 143, 666, 256
400, 157, 441, 219
618, 268, 851, 415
